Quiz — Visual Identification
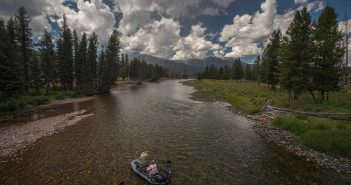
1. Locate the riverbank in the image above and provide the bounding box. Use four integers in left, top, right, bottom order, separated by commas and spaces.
185, 80, 351, 177
0, 90, 93, 122
0, 81, 143, 122
0, 110, 93, 158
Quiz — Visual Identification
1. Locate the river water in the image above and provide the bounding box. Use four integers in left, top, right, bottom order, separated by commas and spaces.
0, 80, 348, 184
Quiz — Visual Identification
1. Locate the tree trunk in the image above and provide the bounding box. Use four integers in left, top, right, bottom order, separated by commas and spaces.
272, 85, 276, 91
45, 83, 50, 96
309, 90, 318, 103
288, 90, 291, 101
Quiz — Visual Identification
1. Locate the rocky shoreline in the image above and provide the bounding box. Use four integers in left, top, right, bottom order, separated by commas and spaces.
188, 90, 351, 177
0, 110, 93, 158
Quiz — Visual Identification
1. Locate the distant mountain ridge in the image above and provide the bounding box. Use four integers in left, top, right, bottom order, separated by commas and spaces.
137, 55, 235, 74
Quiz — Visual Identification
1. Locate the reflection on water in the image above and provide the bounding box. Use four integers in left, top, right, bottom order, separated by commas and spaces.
0, 80, 348, 184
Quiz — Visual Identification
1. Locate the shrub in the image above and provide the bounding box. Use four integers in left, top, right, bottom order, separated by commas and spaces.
55, 93, 65, 100
0, 98, 26, 112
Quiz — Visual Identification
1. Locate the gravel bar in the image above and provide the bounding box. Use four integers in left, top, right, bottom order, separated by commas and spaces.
0, 110, 93, 157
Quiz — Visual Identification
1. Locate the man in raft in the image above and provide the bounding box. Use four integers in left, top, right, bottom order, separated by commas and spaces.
139, 151, 149, 167
138, 151, 158, 176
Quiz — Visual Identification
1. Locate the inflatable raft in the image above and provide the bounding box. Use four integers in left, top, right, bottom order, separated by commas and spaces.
130, 159, 171, 185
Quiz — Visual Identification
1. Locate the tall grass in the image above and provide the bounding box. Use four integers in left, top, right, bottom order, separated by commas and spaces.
273, 116, 351, 158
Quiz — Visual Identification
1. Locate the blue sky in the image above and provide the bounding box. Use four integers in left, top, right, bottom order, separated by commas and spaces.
0, 0, 350, 62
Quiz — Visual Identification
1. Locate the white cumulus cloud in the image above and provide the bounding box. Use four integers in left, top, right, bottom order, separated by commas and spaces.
219, 0, 304, 58
294, 0, 308, 4
173, 24, 222, 60
0, 0, 116, 44
220, 0, 283, 57
116, 0, 222, 59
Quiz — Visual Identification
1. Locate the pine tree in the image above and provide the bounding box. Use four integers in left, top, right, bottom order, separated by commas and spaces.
208, 64, 218, 79
279, 8, 313, 100
129, 58, 139, 80
98, 30, 120, 92
77, 32, 87, 88
140, 60, 147, 80
278, 38, 294, 97
97, 47, 105, 89
58, 14, 74, 90
252, 55, 261, 81
233, 58, 243, 81
244, 63, 252, 80
0, 20, 24, 99
313, 5, 344, 102
218, 67, 224, 79
15, 7, 32, 92
124, 54, 129, 80
263, 29, 281, 90
73, 29, 79, 87
30, 55, 41, 94
223, 66, 231, 80
260, 53, 268, 84
6, 18, 17, 47
40, 30, 55, 95
121, 53, 128, 80
87, 32, 98, 88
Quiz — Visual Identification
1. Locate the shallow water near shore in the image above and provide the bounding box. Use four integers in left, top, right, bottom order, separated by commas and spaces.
0, 80, 348, 184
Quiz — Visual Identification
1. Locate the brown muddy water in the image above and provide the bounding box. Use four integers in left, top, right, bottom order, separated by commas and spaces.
0, 80, 349, 184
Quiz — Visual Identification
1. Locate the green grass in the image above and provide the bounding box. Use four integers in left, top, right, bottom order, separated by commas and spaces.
187, 80, 351, 114
0, 89, 90, 118
273, 116, 351, 158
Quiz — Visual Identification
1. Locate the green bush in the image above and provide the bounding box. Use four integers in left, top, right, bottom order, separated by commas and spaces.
24, 96, 49, 105
0, 99, 26, 112
0, 88, 97, 118
55, 93, 65, 100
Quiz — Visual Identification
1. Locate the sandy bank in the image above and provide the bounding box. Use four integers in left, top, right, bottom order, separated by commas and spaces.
0, 110, 93, 157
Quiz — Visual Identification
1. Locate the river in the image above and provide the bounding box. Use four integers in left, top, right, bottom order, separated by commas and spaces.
0, 80, 348, 184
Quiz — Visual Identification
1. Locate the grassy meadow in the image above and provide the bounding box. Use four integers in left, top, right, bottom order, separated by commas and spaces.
187, 80, 351, 114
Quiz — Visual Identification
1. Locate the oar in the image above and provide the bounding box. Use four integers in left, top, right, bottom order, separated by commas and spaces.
157, 160, 171, 165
